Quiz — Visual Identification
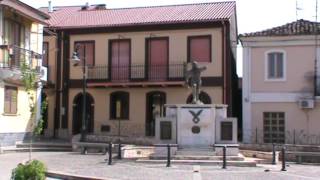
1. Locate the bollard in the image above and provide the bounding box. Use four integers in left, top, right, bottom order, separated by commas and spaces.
118, 143, 122, 159
272, 143, 276, 165
166, 144, 171, 167
222, 146, 227, 169
108, 142, 112, 165
281, 146, 286, 171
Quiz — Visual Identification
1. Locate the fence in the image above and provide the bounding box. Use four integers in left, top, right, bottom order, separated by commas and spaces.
243, 128, 320, 145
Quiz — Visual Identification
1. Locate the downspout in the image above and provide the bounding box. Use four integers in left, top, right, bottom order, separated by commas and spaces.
222, 21, 227, 105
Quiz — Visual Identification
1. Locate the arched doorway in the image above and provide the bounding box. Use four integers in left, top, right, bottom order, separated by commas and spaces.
146, 91, 166, 136
186, 91, 212, 104
40, 92, 48, 135
72, 93, 94, 135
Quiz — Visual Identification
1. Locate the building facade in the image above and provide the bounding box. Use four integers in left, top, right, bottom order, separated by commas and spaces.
0, 0, 49, 146
40, 2, 239, 140
240, 19, 320, 145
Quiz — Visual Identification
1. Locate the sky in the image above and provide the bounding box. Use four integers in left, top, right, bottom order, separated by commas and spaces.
21, 0, 320, 76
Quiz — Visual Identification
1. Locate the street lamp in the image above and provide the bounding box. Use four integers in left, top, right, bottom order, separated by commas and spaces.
71, 51, 87, 142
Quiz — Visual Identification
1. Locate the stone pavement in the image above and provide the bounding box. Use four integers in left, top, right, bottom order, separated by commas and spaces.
1, 152, 320, 180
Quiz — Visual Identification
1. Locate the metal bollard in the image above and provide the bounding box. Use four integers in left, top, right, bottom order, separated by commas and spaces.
272, 143, 276, 165
108, 142, 112, 165
222, 146, 227, 169
281, 146, 286, 171
118, 143, 122, 159
166, 144, 171, 167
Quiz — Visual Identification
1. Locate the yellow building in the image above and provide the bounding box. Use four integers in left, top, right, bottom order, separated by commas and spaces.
40, 2, 239, 141
0, 0, 49, 146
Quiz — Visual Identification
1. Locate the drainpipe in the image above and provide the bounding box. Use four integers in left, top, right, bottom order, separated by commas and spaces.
222, 21, 227, 105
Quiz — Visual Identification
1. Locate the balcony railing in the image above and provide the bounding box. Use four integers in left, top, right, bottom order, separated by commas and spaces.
0, 45, 42, 72
87, 63, 186, 82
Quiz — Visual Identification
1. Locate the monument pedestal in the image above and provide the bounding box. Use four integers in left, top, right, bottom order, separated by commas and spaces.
155, 103, 238, 156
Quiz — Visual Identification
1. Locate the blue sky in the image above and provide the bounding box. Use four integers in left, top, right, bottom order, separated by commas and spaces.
21, 0, 320, 76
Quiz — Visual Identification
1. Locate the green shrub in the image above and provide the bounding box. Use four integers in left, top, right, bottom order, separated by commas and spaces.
11, 160, 47, 180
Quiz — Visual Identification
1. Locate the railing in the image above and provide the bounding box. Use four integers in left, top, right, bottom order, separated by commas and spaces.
243, 128, 320, 145
0, 45, 42, 72
87, 63, 186, 82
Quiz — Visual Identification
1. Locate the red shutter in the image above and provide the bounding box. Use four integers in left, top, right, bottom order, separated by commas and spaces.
85, 43, 94, 66
74, 42, 94, 66
111, 40, 130, 82
148, 39, 168, 81
190, 36, 211, 63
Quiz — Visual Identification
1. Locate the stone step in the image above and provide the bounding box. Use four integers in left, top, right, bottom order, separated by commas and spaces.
174, 155, 244, 161
176, 148, 216, 156
1, 147, 72, 153
16, 142, 72, 149
136, 159, 257, 167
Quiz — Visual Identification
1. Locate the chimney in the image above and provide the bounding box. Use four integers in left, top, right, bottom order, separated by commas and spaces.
95, 4, 106, 10
48, 1, 53, 13
81, 2, 90, 10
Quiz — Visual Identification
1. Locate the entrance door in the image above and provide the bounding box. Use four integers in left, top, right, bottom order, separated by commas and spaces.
110, 40, 130, 82
146, 38, 168, 81
146, 91, 166, 136
72, 93, 94, 135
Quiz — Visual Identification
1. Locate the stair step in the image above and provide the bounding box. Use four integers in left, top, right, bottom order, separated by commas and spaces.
16, 143, 72, 148
174, 155, 244, 161
136, 159, 256, 167
2, 147, 72, 153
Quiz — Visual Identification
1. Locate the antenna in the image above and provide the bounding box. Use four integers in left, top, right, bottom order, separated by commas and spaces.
296, 0, 302, 20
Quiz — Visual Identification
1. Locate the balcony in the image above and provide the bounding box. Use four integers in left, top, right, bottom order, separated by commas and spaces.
0, 45, 42, 81
86, 63, 186, 87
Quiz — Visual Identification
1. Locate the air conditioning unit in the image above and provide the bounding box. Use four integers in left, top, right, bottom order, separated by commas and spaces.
40, 66, 48, 81
298, 99, 314, 109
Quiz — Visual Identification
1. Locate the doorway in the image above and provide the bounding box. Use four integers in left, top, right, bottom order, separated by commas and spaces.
146, 91, 166, 136
72, 93, 94, 135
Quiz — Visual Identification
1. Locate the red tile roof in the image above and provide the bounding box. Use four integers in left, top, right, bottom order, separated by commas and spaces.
240, 19, 320, 37
39, 1, 236, 29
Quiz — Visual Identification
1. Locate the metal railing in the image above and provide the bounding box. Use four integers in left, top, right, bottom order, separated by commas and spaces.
0, 45, 42, 72
243, 128, 320, 145
87, 63, 185, 82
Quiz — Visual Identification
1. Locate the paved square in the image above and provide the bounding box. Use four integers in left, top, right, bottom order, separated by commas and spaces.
1, 152, 320, 180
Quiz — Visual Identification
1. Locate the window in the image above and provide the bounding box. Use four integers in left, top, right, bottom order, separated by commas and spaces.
263, 112, 285, 143
74, 41, 95, 66
188, 35, 211, 63
109, 39, 131, 81
110, 91, 129, 119
146, 37, 169, 81
4, 86, 18, 114
42, 42, 49, 67
266, 51, 285, 80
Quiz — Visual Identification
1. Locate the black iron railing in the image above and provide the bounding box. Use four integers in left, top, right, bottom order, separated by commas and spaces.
0, 45, 42, 72
87, 63, 186, 82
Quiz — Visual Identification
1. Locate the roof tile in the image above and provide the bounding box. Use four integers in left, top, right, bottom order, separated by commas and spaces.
39, 2, 236, 29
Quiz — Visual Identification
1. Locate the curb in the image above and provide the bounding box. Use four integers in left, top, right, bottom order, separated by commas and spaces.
46, 171, 109, 180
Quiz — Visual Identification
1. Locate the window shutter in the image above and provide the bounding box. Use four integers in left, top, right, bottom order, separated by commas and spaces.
85, 43, 94, 66
11, 88, 17, 114
276, 53, 283, 78
42, 42, 49, 67
4, 88, 11, 113
190, 37, 211, 63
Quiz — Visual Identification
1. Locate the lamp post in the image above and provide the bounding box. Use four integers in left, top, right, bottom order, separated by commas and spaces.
71, 51, 87, 142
